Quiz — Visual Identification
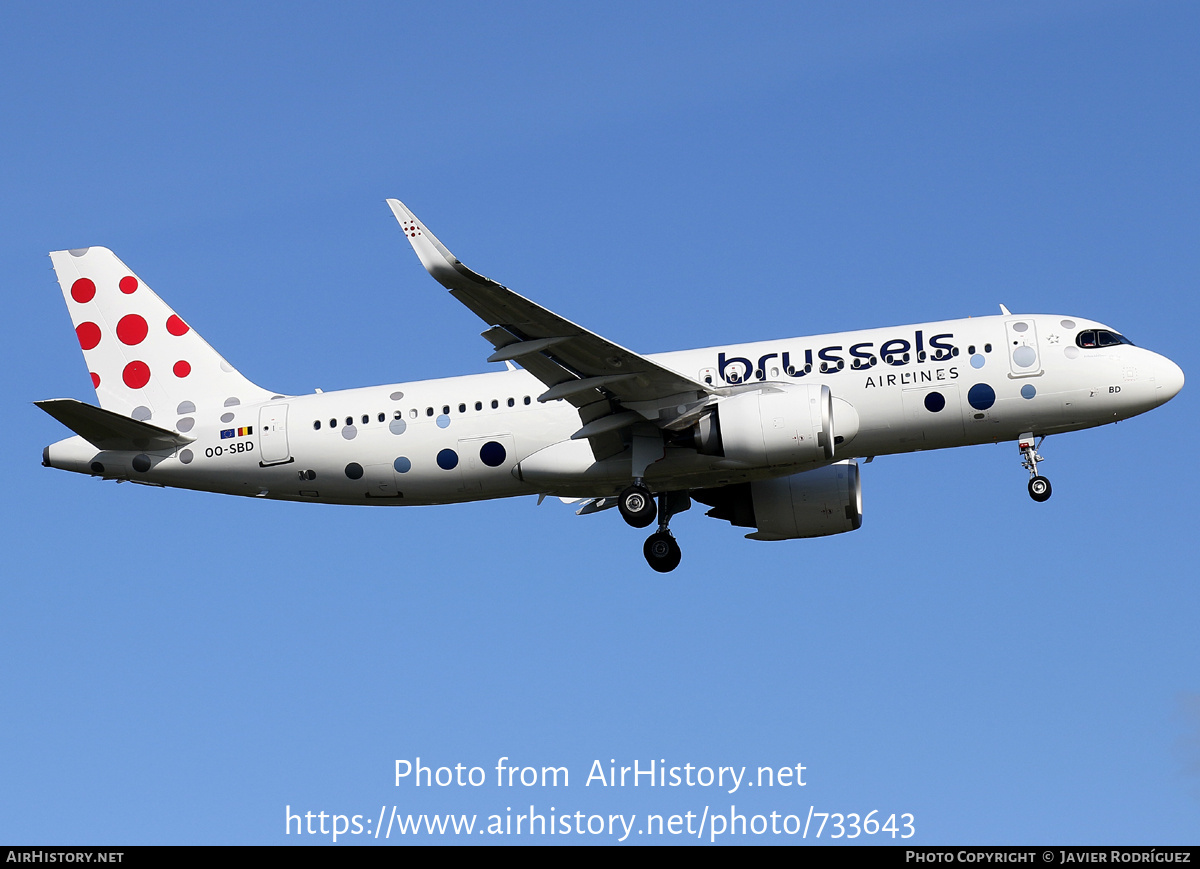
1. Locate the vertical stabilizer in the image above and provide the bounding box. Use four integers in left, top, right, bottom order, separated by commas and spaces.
49, 247, 274, 426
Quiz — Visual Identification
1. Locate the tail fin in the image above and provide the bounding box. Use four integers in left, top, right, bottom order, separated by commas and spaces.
49, 247, 274, 425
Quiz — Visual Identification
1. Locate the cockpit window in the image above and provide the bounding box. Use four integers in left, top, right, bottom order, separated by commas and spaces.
1076, 329, 1134, 349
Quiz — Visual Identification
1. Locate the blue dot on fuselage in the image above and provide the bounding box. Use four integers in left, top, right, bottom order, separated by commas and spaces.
924, 391, 946, 412
394, 456, 411, 473
436, 449, 458, 470
970, 354, 985, 369
967, 383, 996, 410
1021, 384, 1036, 399
479, 441, 506, 467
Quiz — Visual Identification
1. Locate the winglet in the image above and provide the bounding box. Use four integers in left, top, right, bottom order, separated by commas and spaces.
387, 199, 497, 293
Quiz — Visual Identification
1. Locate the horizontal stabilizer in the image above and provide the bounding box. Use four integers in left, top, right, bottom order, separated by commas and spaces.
36, 398, 193, 451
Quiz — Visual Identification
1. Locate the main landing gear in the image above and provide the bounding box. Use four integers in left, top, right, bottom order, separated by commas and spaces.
618, 482, 657, 528
1019, 432, 1052, 503
644, 530, 682, 573
619, 483, 689, 572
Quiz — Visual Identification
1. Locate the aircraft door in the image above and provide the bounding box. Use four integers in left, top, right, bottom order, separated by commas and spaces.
1005, 319, 1042, 377
457, 434, 516, 493
900, 385, 965, 446
258, 404, 291, 465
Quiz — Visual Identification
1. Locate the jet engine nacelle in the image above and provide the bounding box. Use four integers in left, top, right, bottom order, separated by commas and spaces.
697, 383, 834, 467
694, 459, 863, 540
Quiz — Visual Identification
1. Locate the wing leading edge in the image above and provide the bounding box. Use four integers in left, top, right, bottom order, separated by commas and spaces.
387, 199, 715, 458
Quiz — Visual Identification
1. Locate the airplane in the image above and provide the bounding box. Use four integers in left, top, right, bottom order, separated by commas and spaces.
38, 199, 1185, 572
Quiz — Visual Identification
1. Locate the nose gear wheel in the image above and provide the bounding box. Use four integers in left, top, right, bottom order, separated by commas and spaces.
1018, 433, 1051, 502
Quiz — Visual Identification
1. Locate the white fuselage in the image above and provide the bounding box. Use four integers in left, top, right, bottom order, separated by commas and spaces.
44, 313, 1183, 505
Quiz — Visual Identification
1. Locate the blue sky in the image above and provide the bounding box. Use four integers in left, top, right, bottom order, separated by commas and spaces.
2, 1, 1198, 845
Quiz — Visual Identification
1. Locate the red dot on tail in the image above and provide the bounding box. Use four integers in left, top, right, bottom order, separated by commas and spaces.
123, 361, 151, 389
76, 321, 102, 350
173, 360, 191, 378
119, 276, 139, 294
116, 314, 148, 345
166, 314, 190, 336
91, 372, 100, 388
71, 278, 96, 303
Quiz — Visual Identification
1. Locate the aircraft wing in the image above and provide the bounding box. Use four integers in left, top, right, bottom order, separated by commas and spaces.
388, 199, 716, 457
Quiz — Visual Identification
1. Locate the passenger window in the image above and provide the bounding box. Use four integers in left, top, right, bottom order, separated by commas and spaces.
362, 414, 369, 424
345, 417, 352, 427
409, 409, 417, 419
491, 399, 499, 409
507, 397, 515, 407
523, 396, 531, 405
458, 403, 466, 413
426, 407, 434, 417
330, 419, 337, 428
442, 405, 450, 415
378, 413, 385, 423
313, 420, 321, 430
475, 401, 482, 411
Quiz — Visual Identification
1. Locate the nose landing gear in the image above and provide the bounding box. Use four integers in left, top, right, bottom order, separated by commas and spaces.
1019, 433, 1052, 502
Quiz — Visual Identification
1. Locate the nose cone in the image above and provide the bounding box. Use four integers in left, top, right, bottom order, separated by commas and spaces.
1154, 354, 1184, 406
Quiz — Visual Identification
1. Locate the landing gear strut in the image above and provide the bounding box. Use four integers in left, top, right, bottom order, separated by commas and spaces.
1019, 432, 1052, 502
642, 492, 690, 573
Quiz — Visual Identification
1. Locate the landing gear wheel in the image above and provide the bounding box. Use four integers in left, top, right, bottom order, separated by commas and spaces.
618, 484, 657, 528
1028, 476, 1052, 502
643, 531, 682, 573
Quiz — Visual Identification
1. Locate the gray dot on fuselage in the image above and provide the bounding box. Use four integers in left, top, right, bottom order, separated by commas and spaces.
342, 426, 357, 440
224, 397, 240, 407
177, 400, 196, 414
1013, 346, 1036, 367
221, 412, 235, 423
131, 406, 152, 421
389, 418, 406, 435
177, 417, 195, 432
390, 391, 404, 401
179, 449, 194, 464
69, 248, 91, 257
